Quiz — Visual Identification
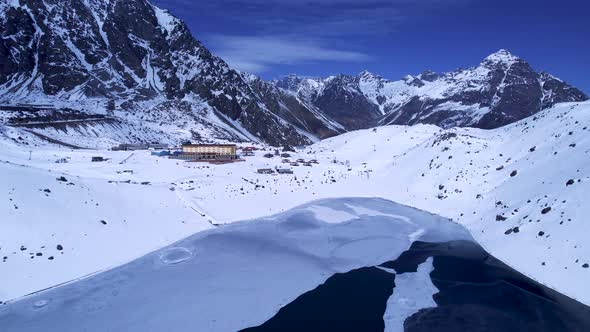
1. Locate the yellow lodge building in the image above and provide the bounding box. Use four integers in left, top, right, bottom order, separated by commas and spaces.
181, 144, 237, 160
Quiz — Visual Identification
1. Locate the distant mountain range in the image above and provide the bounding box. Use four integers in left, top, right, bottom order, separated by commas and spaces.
0, 0, 587, 147
274, 50, 587, 131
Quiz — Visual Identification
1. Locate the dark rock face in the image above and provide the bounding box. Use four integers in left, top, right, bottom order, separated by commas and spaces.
0, 0, 318, 146
540, 72, 588, 108
273, 74, 383, 131
312, 75, 382, 130
245, 76, 343, 139
0, 6, 36, 86
477, 58, 544, 129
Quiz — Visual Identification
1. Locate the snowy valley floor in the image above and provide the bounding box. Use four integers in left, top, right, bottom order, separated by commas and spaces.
0, 101, 589, 308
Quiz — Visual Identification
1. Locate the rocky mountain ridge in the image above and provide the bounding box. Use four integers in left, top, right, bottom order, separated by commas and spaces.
275, 49, 587, 131
0, 0, 338, 146
0, 0, 586, 147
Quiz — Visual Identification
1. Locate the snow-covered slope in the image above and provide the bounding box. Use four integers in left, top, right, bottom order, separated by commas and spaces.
0, 100, 589, 306
0, 100, 260, 149
0, 140, 214, 301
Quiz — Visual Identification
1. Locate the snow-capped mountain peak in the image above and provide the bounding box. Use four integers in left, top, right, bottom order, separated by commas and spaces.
417, 70, 440, 82
274, 49, 587, 131
482, 49, 521, 67
358, 70, 382, 81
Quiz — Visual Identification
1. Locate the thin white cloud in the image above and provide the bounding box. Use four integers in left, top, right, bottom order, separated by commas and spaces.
225, 60, 270, 74
213, 36, 372, 73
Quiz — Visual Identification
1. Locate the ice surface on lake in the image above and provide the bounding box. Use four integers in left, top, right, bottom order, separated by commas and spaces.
159, 247, 193, 264
32, 300, 49, 309
383, 258, 438, 332
307, 205, 357, 224
0, 198, 472, 332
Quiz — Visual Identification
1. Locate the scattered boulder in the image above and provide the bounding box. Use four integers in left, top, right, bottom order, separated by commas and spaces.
541, 207, 552, 214
510, 170, 518, 177
56, 244, 63, 251
100, 220, 108, 225
513, 227, 520, 233
583, 263, 589, 268
56, 176, 68, 182
496, 215, 507, 221
538, 231, 545, 236
566, 179, 575, 186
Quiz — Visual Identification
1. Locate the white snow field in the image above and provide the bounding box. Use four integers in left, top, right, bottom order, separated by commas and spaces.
0, 100, 589, 306
0, 198, 473, 332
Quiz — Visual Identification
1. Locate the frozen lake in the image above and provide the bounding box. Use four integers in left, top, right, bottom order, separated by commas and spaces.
242, 241, 590, 332
1, 198, 588, 331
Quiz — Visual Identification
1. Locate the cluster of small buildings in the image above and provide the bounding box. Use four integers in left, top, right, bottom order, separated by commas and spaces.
110, 142, 313, 173
257, 167, 294, 175
280, 158, 318, 167
113, 143, 168, 151
263, 151, 291, 159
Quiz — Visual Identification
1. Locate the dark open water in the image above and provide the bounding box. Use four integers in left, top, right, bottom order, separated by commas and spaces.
240, 241, 590, 332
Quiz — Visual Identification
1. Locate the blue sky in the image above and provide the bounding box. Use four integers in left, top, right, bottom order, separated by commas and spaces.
152, 0, 590, 93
